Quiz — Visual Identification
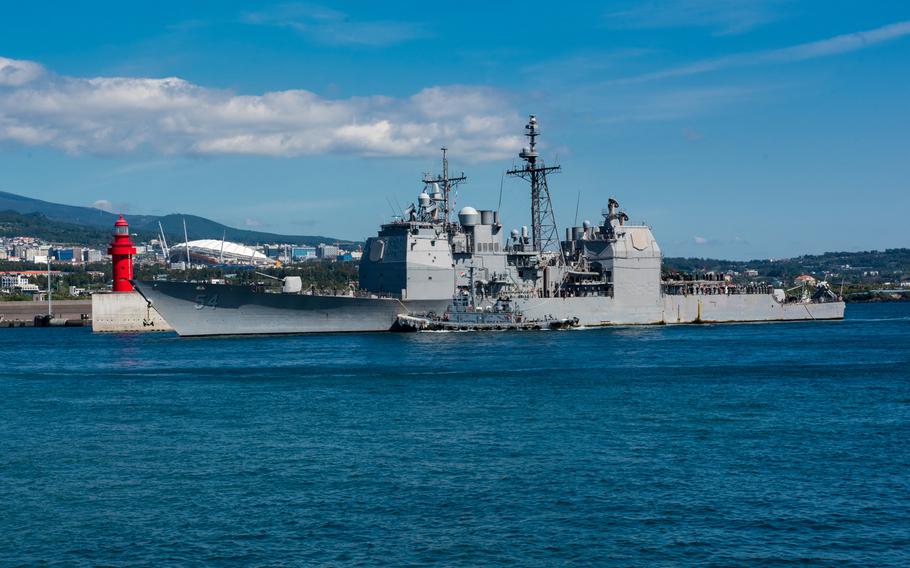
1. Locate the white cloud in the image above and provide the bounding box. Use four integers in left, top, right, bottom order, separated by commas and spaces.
609, 20, 910, 84
242, 3, 429, 46
92, 199, 114, 212
694, 235, 710, 244
0, 57, 522, 161
0, 56, 45, 86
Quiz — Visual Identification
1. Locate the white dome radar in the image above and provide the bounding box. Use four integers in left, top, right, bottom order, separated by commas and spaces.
458, 206, 480, 226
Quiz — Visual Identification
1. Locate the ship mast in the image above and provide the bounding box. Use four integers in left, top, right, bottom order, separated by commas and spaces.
423, 147, 466, 230
507, 115, 562, 259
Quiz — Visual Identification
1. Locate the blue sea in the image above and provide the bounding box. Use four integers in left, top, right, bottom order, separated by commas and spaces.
2, 302, 909, 566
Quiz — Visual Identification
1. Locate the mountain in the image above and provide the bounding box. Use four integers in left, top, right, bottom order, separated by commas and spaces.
137, 214, 340, 247
0, 210, 158, 247
0, 190, 151, 228
0, 190, 344, 246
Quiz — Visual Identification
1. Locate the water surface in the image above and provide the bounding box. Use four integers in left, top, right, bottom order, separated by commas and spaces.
2, 303, 909, 566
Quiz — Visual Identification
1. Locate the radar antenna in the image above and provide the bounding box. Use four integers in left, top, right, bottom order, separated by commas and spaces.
422, 147, 466, 229
507, 115, 562, 260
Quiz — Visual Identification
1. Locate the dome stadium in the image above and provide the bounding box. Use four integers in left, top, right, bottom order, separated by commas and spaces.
169, 239, 271, 266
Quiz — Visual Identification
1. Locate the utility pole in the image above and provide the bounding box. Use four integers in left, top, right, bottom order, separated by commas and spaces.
47, 255, 52, 316
183, 217, 191, 279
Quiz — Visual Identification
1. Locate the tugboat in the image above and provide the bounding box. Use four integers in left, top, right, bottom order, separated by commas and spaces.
393, 269, 579, 332
394, 295, 579, 332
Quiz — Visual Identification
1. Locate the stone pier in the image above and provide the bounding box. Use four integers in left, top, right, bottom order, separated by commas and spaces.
92, 292, 172, 332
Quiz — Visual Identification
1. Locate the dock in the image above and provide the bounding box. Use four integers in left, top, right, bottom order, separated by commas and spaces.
0, 300, 92, 328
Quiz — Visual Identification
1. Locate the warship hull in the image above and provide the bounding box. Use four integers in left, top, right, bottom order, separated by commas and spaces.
136, 280, 843, 337
515, 294, 844, 326
134, 280, 449, 337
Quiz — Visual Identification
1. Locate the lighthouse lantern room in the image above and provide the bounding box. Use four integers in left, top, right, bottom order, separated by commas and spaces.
108, 215, 137, 292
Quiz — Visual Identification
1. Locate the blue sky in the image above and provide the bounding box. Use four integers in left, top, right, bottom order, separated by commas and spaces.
0, 1, 908, 259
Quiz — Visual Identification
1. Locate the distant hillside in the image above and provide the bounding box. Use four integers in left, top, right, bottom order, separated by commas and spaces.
0, 190, 156, 228
0, 190, 344, 246
664, 248, 910, 282
0, 210, 158, 246
138, 215, 338, 247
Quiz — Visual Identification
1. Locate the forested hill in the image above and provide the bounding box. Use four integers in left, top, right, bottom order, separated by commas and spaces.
0, 211, 158, 247
0, 190, 344, 245
664, 249, 910, 282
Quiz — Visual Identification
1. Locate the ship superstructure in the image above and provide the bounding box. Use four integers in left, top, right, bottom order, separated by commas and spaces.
135, 115, 844, 336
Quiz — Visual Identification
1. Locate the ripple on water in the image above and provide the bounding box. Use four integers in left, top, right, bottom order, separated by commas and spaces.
0, 302, 909, 566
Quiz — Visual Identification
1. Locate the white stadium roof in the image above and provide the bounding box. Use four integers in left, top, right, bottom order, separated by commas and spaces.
173, 239, 269, 262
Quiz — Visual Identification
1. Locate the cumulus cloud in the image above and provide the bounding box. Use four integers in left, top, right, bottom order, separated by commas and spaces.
92, 199, 114, 212
0, 57, 522, 161
0, 56, 45, 86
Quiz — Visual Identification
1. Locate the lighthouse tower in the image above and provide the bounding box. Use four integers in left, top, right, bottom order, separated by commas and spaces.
108, 215, 136, 292
92, 215, 171, 331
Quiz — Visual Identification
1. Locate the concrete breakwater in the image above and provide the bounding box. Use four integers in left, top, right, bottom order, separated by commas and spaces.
1, 295, 173, 332
91, 292, 171, 332
0, 300, 91, 328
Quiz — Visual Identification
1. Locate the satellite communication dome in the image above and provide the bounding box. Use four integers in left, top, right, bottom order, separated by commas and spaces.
418, 191, 431, 206
458, 206, 480, 226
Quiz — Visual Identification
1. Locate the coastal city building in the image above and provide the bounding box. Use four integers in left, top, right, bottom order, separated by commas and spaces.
0, 273, 41, 294
317, 244, 339, 259
292, 246, 317, 260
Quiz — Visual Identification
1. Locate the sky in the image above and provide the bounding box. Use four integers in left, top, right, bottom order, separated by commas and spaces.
0, 0, 908, 259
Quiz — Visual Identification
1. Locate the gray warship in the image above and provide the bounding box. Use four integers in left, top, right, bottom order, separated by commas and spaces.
134, 115, 844, 336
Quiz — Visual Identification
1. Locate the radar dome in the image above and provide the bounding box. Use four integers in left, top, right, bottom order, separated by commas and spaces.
458, 206, 480, 226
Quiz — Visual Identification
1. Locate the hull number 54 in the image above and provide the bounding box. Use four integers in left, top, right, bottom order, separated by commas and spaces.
195, 294, 218, 310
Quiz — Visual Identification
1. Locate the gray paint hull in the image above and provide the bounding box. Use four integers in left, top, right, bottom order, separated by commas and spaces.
515, 294, 845, 325
138, 280, 844, 337
135, 281, 449, 337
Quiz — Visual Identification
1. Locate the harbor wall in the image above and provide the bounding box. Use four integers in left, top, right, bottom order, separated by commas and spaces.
0, 300, 92, 327
92, 292, 172, 332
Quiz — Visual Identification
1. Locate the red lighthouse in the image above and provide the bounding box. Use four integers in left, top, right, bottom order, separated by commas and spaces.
108, 215, 137, 292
